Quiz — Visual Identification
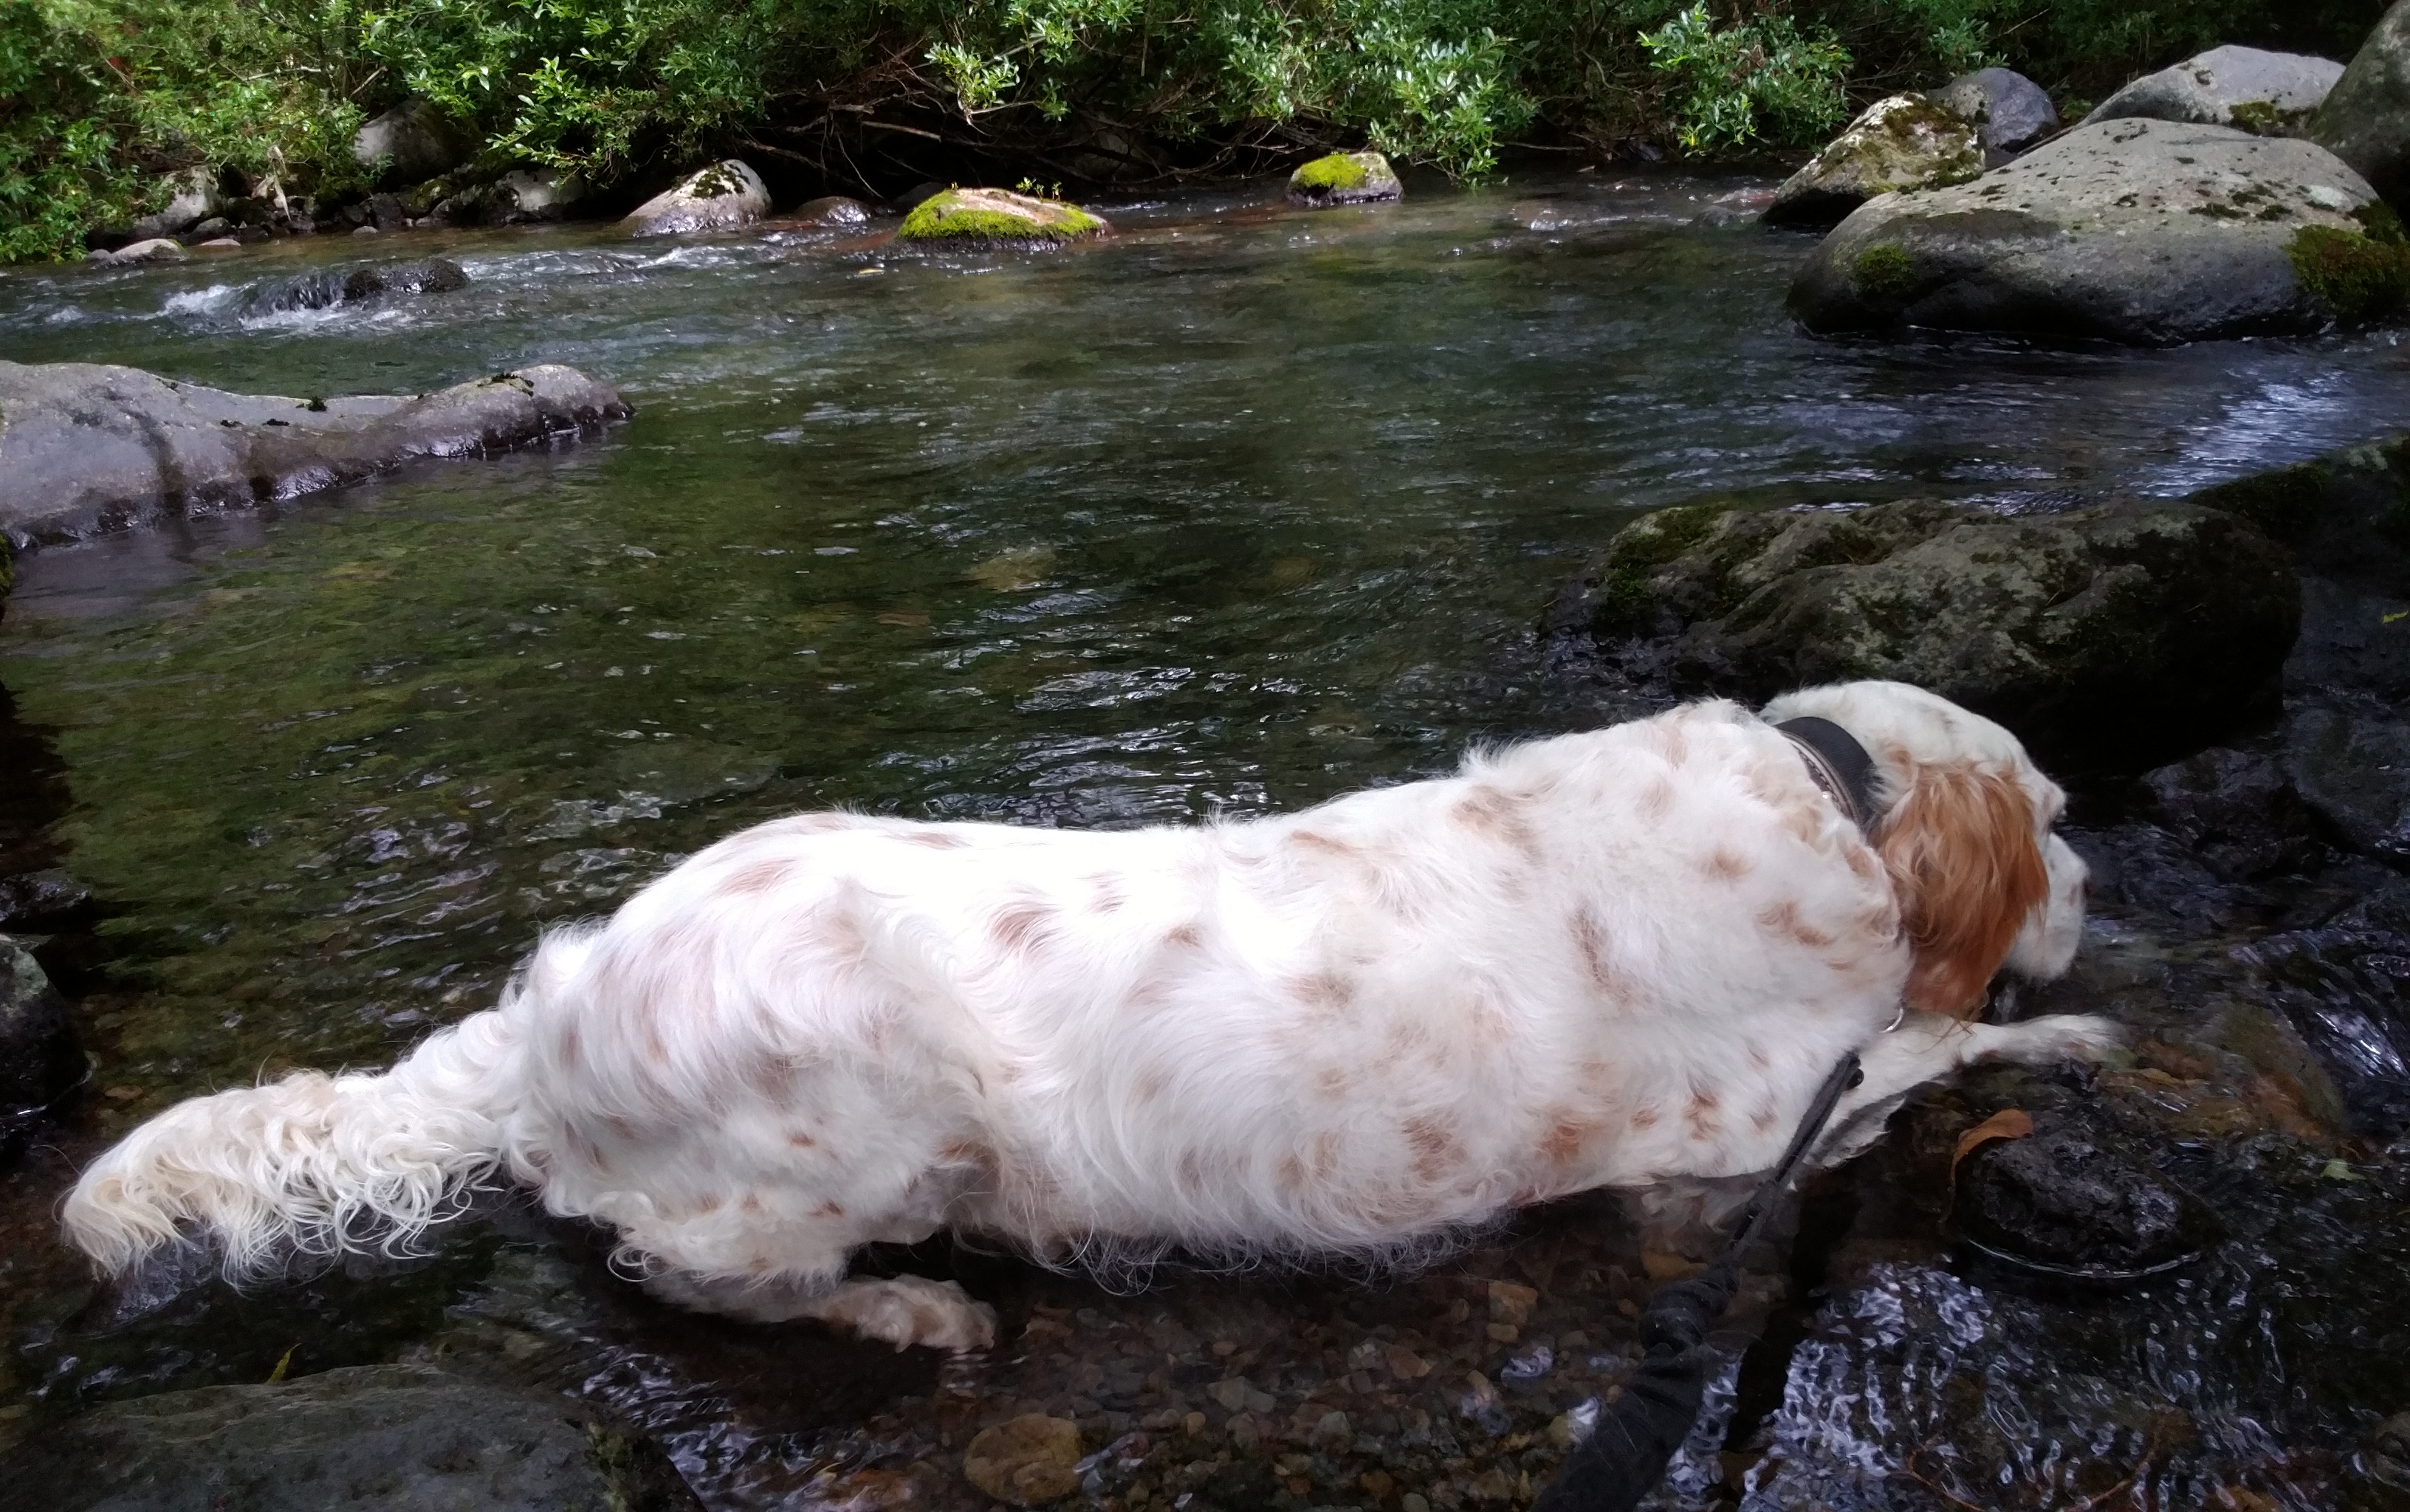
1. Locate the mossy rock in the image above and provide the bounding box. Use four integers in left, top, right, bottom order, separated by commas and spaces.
2287, 219, 2410, 323
1763, 94, 1984, 230
895, 188, 1107, 249
2189, 432, 2410, 588
1559, 497, 2301, 769
1286, 151, 1402, 208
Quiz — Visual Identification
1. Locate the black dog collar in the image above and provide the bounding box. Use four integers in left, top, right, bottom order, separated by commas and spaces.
1776, 716, 1881, 831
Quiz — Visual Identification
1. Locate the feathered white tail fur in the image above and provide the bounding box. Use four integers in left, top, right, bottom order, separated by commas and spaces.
61, 1008, 523, 1278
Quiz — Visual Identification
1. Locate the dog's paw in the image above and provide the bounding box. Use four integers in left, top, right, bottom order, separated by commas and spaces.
1994, 1013, 2126, 1065
803, 1276, 999, 1353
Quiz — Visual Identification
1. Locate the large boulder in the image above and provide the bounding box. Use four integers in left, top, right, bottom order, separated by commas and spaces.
0, 935, 83, 1166
0, 362, 630, 546
7, 1363, 700, 1512
127, 165, 225, 241
619, 159, 770, 237
1788, 118, 2397, 343
1932, 68, 2060, 165
2311, 0, 2410, 209
1286, 151, 1403, 207
1763, 94, 1983, 228
895, 187, 1108, 248
352, 100, 473, 185
2084, 45, 2345, 134
1556, 497, 2301, 767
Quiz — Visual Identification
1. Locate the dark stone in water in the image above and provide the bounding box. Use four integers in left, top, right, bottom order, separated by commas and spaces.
0, 867, 91, 929
0, 933, 84, 1165
2247, 878, 2410, 1135
243, 257, 468, 315
1954, 1131, 2194, 1274
1551, 497, 2301, 770
2138, 744, 2320, 882
10, 1362, 701, 1511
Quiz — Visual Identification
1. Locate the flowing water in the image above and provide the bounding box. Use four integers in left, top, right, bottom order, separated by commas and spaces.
1, 170, 2409, 1511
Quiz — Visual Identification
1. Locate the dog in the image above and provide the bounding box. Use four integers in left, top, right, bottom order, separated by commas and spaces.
63, 680, 2112, 1351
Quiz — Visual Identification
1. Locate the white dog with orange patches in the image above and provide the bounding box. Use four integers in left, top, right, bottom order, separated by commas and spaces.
64, 681, 2109, 1350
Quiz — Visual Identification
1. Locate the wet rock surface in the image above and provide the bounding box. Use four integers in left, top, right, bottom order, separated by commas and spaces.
8, 1362, 699, 1511
2313, 0, 2410, 209
353, 100, 473, 186
241, 256, 468, 315
1789, 118, 2389, 343
1953, 1128, 2202, 1275
1552, 495, 2300, 768
0, 935, 81, 1166
1932, 66, 2060, 165
1763, 94, 1982, 229
897, 188, 1110, 248
619, 159, 771, 238
0, 362, 630, 546
2083, 44, 2347, 134
1287, 151, 1404, 208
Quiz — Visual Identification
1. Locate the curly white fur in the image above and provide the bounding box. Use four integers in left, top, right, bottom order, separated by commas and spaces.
63, 681, 2112, 1350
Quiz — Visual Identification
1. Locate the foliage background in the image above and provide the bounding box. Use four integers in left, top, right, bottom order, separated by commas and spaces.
0, 0, 2393, 260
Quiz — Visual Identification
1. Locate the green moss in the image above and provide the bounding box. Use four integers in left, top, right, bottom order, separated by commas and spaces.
2353, 200, 2407, 244
2287, 224, 2410, 323
2228, 100, 2310, 137
897, 191, 1101, 245
1590, 504, 1721, 629
1852, 242, 1918, 300
1293, 153, 1373, 192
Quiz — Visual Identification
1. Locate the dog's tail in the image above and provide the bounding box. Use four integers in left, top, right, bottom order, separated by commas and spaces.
61, 1006, 527, 1278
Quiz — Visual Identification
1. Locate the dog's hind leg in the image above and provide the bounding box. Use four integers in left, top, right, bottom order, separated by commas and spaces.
642, 1268, 998, 1352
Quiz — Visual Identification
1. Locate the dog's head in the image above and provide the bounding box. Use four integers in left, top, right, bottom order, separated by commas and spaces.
1760, 681, 2086, 1017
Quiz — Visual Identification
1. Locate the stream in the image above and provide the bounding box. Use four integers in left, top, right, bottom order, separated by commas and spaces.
2, 168, 2409, 1511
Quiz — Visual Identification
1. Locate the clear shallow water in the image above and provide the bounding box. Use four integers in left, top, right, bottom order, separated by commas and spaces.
2, 170, 2409, 1509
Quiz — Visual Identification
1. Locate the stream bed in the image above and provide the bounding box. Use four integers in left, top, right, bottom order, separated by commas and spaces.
2, 169, 2409, 1511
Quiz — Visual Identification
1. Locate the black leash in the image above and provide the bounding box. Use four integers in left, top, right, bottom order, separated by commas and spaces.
1531, 1050, 1865, 1512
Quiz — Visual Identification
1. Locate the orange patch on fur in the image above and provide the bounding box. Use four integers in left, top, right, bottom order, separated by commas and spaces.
1452, 786, 1542, 856
1638, 776, 1675, 821
1085, 873, 1125, 913
1291, 830, 1356, 857
1702, 847, 1751, 882
787, 1130, 816, 1148
1135, 1069, 1170, 1102
990, 898, 1057, 954
906, 829, 968, 849
693, 1194, 724, 1214
741, 1193, 763, 1213
726, 859, 792, 893
1277, 1155, 1308, 1190
1316, 1067, 1353, 1097
1630, 1104, 1661, 1130
1291, 972, 1354, 1010
1751, 1102, 1779, 1133
1757, 899, 1836, 949
1404, 1116, 1464, 1182
812, 1200, 845, 1218
1685, 1087, 1723, 1141
1878, 762, 2050, 1017
1164, 922, 1204, 949
1540, 1114, 1592, 1164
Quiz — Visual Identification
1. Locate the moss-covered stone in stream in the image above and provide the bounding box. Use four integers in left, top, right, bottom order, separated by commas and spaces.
895, 187, 1107, 249
1285, 151, 1402, 207
2287, 223, 2410, 323
1852, 243, 1918, 300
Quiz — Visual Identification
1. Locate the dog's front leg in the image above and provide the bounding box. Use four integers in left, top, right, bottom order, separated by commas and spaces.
1813, 1009, 2123, 1164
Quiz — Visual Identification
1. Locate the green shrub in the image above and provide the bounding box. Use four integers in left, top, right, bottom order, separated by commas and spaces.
1637, 3, 1851, 152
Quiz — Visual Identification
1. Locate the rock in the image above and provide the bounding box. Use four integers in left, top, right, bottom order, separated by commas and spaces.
2137, 746, 2319, 881
241, 257, 470, 315
2246, 879, 2410, 1134
2188, 432, 2410, 592
494, 167, 587, 222
1556, 497, 2301, 768
100, 238, 187, 267
0, 935, 83, 1165
1285, 151, 1401, 207
0, 867, 92, 929
2084, 45, 2345, 134
895, 187, 1108, 248
2283, 698, 2410, 860
1954, 1130, 2200, 1274
1764, 94, 1984, 228
354, 99, 473, 184
792, 194, 871, 227
963, 1415, 1082, 1505
0, 362, 629, 546
128, 165, 226, 241
619, 159, 770, 237
7, 1362, 699, 1511
1789, 119, 2396, 343
1933, 67, 2061, 165
2313, 0, 2410, 209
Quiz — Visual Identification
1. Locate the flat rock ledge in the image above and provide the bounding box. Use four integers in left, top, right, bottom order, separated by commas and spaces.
0, 362, 631, 547
1553, 495, 2301, 769
896, 188, 1108, 249
1790, 118, 2392, 343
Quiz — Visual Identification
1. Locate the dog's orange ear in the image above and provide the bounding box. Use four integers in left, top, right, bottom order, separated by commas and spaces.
1877, 763, 2048, 1018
